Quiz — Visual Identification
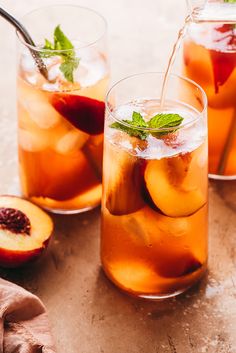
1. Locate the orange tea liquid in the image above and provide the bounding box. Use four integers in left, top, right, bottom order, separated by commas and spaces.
183, 22, 236, 177
101, 99, 208, 298
18, 47, 109, 212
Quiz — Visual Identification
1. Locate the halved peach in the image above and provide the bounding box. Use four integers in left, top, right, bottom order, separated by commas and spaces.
144, 154, 206, 217
0, 196, 53, 268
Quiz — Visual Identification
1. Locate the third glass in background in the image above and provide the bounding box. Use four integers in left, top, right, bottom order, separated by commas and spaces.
183, 2, 236, 179
17, 5, 109, 213
101, 72, 208, 299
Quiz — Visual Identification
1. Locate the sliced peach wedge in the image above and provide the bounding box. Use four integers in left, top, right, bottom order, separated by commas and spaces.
104, 145, 145, 216
144, 153, 206, 217
154, 249, 202, 278
0, 196, 53, 268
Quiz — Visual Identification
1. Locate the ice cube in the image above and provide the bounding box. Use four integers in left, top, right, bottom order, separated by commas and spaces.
19, 83, 62, 129
122, 216, 150, 245
56, 130, 89, 154
18, 129, 50, 152
20, 51, 35, 73
156, 215, 189, 238
74, 47, 108, 87
26, 97, 62, 129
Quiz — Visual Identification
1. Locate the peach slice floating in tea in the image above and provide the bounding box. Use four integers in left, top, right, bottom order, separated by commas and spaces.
0, 196, 53, 268
105, 146, 145, 216
144, 156, 206, 218
23, 149, 99, 201
154, 250, 202, 278
51, 93, 105, 135
210, 24, 236, 94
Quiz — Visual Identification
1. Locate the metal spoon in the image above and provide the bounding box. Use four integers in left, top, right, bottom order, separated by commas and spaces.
0, 7, 48, 80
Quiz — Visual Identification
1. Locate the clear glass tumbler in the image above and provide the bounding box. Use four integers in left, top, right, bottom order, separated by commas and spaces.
184, 0, 236, 179
101, 72, 208, 299
17, 5, 109, 213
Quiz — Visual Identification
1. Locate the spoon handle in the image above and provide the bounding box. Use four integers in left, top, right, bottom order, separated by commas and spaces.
0, 7, 48, 79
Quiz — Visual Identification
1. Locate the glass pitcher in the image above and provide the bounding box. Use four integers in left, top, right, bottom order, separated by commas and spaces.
183, 0, 236, 179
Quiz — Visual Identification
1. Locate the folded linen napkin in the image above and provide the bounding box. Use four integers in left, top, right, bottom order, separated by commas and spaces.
0, 278, 55, 353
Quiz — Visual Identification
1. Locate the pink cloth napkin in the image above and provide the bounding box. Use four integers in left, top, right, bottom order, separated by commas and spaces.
0, 278, 55, 353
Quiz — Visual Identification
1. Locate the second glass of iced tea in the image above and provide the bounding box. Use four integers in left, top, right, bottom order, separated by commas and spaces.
17, 5, 109, 213
101, 73, 208, 299
183, 1, 236, 179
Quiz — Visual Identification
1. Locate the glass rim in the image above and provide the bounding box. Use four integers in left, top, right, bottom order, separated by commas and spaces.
16, 4, 107, 53
105, 71, 208, 133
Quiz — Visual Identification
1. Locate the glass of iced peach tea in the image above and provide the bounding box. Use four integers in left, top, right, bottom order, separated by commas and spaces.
17, 5, 109, 213
183, 1, 236, 179
101, 73, 208, 299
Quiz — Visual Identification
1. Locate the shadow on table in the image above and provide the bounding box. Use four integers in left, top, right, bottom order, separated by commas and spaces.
211, 179, 236, 212
88, 268, 213, 352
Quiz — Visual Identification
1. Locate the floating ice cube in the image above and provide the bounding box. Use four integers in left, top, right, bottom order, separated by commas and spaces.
73, 47, 108, 87
20, 51, 35, 73
122, 216, 150, 245
22, 89, 62, 129
28, 100, 61, 129
18, 129, 50, 152
55, 130, 89, 154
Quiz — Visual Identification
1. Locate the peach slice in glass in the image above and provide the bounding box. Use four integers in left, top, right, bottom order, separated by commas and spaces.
50, 93, 105, 135
144, 153, 206, 217
104, 146, 144, 216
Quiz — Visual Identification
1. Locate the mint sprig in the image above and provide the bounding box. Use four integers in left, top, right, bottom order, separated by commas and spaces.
110, 111, 184, 140
149, 113, 184, 137
41, 25, 80, 83
111, 112, 149, 140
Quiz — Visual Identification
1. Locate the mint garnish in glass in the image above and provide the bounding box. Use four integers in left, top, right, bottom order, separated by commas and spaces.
42, 25, 80, 83
110, 111, 184, 140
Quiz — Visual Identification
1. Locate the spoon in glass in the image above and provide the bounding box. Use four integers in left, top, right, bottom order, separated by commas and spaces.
0, 6, 48, 79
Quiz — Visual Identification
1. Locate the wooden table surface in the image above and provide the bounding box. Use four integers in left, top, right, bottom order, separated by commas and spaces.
0, 0, 236, 352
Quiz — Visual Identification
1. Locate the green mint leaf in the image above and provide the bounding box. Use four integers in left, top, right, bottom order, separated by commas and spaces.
131, 111, 148, 127
42, 25, 79, 82
110, 122, 148, 140
148, 113, 183, 129
148, 113, 183, 138
110, 111, 148, 140
44, 39, 54, 50
54, 25, 74, 51
110, 111, 184, 140
60, 57, 80, 83
224, 0, 236, 3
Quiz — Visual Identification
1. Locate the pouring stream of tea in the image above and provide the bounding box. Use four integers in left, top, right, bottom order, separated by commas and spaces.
160, 15, 191, 108
0, 7, 48, 80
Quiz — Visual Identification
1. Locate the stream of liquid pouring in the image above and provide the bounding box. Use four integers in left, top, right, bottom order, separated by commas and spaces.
160, 15, 191, 108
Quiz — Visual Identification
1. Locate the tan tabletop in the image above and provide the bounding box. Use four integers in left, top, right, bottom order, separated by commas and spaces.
0, 0, 236, 352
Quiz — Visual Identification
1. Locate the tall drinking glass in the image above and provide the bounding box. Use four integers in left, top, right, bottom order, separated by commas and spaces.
183, 0, 236, 179
101, 72, 208, 299
17, 5, 109, 213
